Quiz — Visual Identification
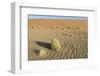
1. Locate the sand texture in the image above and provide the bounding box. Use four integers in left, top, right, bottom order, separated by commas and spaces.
28, 19, 88, 60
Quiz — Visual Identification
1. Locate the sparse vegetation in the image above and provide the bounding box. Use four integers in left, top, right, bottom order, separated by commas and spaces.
67, 26, 71, 29
32, 26, 34, 29
62, 28, 65, 30
28, 19, 88, 60
52, 27, 54, 29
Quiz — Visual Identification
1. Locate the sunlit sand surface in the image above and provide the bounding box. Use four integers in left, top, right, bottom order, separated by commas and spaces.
28, 19, 88, 60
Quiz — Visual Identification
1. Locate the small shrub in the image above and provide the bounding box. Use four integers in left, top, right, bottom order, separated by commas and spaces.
52, 27, 54, 29
51, 38, 61, 51
62, 28, 65, 30
67, 26, 70, 29
32, 26, 34, 29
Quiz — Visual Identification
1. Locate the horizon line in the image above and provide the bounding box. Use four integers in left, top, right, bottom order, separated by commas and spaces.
28, 15, 88, 20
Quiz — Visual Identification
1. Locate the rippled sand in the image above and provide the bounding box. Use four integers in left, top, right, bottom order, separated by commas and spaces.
28, 19, 88, 60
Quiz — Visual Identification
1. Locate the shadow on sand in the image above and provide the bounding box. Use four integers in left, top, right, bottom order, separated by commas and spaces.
35, 41, 51, 50
33, 49, 40, 55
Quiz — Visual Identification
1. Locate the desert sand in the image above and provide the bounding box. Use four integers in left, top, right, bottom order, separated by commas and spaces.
28, 19, 88, 60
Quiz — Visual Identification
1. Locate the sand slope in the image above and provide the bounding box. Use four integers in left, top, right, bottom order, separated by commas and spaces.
28, 19, 88, 60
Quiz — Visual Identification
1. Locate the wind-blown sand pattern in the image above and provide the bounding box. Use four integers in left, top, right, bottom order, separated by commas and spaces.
28, 19, 88, 61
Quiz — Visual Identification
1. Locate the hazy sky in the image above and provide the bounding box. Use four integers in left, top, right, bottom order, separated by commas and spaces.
28, 15, 88, 20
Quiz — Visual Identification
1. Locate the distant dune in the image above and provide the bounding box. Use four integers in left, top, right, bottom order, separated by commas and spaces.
28, 19, 87, 31
28, 19, 88, 60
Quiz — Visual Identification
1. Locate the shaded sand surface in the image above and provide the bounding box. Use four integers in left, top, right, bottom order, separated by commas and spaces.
28, 19, 88, 60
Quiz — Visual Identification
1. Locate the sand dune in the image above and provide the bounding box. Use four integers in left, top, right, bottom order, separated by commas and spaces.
28, 19, 88, 60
